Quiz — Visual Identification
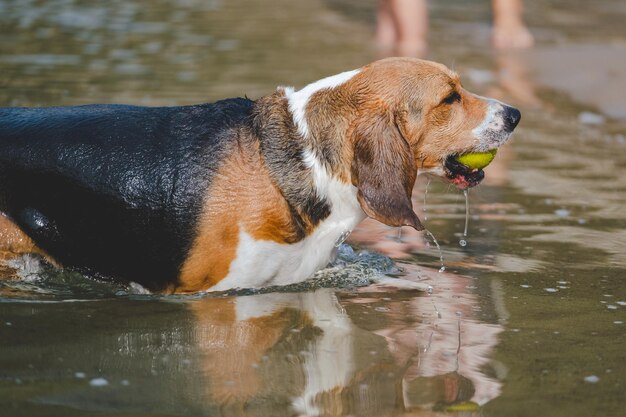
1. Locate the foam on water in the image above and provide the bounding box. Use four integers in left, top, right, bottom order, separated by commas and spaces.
5, 254, 45, 281
1, 244, 425, 302
216, 244, 406, 296
0, 255, 131, 302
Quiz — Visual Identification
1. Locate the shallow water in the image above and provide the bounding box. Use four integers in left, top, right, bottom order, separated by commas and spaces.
1, 0, 625, 416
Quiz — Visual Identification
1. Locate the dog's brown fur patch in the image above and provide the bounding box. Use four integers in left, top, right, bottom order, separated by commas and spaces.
176, 130, 304, 293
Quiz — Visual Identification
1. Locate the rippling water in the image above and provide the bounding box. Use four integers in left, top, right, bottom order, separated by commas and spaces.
1, 1, 625, 416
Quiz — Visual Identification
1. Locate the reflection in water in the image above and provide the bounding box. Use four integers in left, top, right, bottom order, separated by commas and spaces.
491, 52, 541, 108
0, 268, 503, 416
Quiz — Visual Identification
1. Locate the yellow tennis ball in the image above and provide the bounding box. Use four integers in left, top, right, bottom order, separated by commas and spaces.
455, 149, 498, 170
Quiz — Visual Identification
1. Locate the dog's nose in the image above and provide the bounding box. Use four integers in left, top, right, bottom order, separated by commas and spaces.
503, 106, 521, 132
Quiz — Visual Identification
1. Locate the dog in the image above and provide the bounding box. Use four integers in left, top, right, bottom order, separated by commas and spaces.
0, 57, 520, 293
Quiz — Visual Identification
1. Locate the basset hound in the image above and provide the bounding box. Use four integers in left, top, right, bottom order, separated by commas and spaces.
0, 57, 520, 293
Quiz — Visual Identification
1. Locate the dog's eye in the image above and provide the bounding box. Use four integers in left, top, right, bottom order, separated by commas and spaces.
442, 91, 461, 105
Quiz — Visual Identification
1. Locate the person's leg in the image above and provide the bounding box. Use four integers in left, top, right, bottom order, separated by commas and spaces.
376, 0, 398, 55
389, 0, 429, 57
492, 0, 534, 49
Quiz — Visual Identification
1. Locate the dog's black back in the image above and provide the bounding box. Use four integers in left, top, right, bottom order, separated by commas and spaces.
0, 99, 254, 289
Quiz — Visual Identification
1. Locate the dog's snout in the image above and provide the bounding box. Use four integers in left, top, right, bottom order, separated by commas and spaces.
503, 106, 521, 131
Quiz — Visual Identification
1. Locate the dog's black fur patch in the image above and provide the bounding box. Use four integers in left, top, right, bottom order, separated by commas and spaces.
0, 99, 253, 290
252, 92, 331, 237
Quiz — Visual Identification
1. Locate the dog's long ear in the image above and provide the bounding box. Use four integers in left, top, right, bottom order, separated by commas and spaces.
351, 111, 423, 231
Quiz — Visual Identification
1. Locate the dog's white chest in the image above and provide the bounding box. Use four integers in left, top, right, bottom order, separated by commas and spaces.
210, 181, 365, 292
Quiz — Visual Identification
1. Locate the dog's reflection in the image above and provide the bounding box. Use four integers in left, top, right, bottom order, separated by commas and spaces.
187, 270, 503, 416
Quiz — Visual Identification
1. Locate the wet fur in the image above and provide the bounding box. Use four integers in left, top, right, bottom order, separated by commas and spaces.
0, 97, 336, 292
0, 100, 254, 290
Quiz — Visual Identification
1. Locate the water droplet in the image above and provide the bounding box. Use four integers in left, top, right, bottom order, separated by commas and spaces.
334, 229, 352, 247
423, 178, 431, 220
425, 229, 445, 273
584, 375, 600, 384
544, 288, 558, 293
463, 189, 470, 239
396, 227, 403, 242
459, 239, 467, 247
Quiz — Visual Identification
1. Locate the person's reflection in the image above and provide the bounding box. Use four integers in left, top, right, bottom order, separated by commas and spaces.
489, 51, 541, 109
187, 267, 503, 415
481, 50, 541, 189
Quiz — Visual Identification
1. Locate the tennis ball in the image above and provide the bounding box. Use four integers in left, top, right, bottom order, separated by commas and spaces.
455, 149, 498, 170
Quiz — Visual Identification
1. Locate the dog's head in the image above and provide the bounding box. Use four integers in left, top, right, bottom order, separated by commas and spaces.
289, 57, 520, 231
